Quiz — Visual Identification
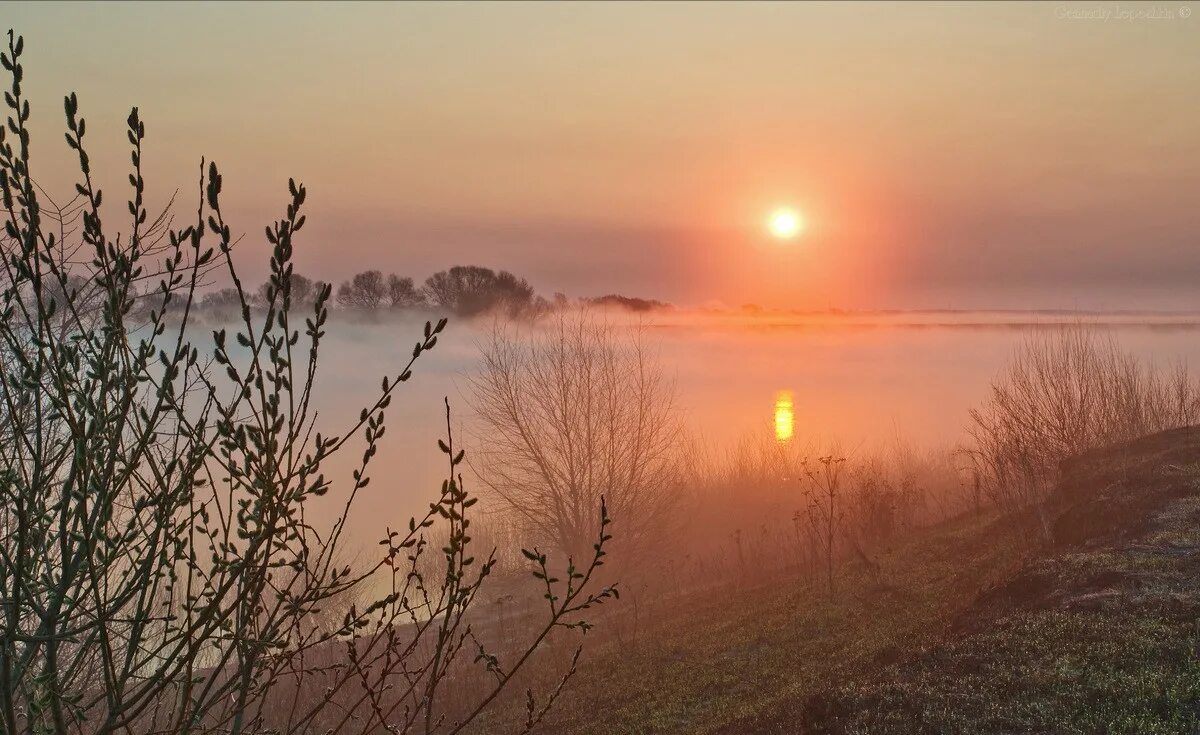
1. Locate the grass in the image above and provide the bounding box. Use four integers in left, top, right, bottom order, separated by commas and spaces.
470, 509, 1031, 734
471, 428, 1200, 735
811, 502, 1200, 733
800, 435, 1200, 734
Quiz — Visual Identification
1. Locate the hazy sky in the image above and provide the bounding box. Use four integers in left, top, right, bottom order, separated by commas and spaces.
5, 1, 1199, 309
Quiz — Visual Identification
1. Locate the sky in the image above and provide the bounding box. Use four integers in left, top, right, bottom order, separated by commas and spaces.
4, 1, 1200, 310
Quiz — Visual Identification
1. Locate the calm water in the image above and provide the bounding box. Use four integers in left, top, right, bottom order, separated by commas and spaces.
275, 311, 1200, 541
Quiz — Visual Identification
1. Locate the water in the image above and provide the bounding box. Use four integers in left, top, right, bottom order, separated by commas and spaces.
264, 310, 1200, 543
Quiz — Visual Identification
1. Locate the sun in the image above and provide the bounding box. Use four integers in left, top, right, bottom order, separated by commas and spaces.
767, 207, 804, 239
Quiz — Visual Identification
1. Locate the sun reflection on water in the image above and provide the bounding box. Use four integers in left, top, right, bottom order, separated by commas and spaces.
774, 390, 795, 442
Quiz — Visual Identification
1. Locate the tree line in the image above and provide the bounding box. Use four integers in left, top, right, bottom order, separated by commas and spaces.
199, 264, 669, 319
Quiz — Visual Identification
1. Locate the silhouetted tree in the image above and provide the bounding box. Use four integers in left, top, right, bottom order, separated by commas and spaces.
336, 268, 387, 309
423, 265, 535, 317
258, 271, 323, 308
200, 286, 243, 316
0, 30, 618, 735
388, 273, 425, 308
587, 294, 668, 312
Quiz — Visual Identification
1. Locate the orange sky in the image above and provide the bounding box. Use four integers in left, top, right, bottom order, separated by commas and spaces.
6, 1, 1200, 309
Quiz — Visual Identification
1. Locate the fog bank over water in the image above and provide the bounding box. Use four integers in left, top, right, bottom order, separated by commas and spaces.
235, 309, 1200, 542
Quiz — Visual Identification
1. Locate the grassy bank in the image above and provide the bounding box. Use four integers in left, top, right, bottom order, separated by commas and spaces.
799, 428, 1200, 734
470, 508, 1031, 733
474, 428, 1200, 734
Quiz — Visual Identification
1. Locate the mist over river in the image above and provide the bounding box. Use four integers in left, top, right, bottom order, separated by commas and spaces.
230, 310, 1200, 545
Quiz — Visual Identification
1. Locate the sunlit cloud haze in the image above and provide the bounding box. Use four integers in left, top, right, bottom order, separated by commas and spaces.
6, 1, 1200, 309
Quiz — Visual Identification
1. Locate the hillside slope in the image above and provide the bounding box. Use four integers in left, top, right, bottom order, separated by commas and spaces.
472, 494, 1030, 735
787, 427, 1200, 734
481, 429, 1200, 734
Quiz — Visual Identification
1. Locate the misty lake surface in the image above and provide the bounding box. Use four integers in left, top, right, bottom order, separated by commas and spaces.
281, 311, 1200, 541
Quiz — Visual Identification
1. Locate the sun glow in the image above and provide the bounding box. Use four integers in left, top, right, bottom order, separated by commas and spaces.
774, 391, 795, 443
767, 208, 804, 239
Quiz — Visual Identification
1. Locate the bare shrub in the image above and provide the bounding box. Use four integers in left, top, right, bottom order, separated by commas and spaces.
966, 325, 1200, 521
468, 310, 684, 563
0, 31, 616, 735
802, 455, 847, 597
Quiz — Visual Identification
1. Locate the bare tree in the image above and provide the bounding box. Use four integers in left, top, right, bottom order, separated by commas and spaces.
468, 310, 682, 561
387, 273, 425, 308
199, 285, 243, 318
423, 265, 535, 317
258, 271, 322, 310
336, 269, 387, 310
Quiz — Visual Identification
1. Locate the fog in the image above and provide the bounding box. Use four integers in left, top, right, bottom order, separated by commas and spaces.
257, 309, 1200, 544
